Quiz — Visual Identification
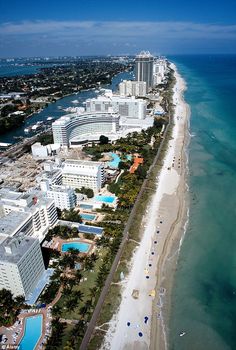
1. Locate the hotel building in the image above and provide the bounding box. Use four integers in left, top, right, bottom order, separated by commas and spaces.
153, 58, 168, 86
119, 80, 147, 97
0, 188, 58, 242
40, 182, 77, 210
0, 236, 45, 297
135, 51, 154, 92
62, 159, 105, 192
52, 112, 120, 147
86, 94, 147, 120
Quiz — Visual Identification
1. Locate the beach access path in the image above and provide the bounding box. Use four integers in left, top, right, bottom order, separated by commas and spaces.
100, 65, 190, 350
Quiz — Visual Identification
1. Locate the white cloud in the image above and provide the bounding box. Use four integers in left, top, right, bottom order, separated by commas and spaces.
1, 20, 236, 56
1, 20, 236, 40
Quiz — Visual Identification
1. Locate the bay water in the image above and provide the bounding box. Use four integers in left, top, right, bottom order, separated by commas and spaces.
0, 68, 133, 144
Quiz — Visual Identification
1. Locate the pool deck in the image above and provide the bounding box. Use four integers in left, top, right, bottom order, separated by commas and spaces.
0, 309, 47, 349
0, 288, 62, 350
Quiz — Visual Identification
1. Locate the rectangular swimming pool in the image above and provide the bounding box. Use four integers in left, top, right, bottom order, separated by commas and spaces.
19, 314, 43, 350
80, 213, 96, 221
94, 195, 115, 203
61, 241, 90, 253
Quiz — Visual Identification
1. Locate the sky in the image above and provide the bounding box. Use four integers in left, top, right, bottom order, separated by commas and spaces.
0, 0, 236, 57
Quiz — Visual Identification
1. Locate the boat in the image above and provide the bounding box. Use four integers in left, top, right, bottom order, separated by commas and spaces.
31, 121, 43, 131
31, 124, 41, 131
71, 99, 79, 104
24, 126, 32, 133
95, 90, 99, 93
179, 332, 186, 337
57, 106, 63, 110
47, 116, 54, 121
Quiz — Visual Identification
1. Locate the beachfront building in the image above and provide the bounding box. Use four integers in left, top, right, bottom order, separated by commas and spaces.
85, 94, 147, 120
153, 58, 168, 86
135, 51, 154, 92
52, 112, 120, 147
36, 160, 63, 188
40, 182, 77, 210
0, 188, 58, 242
119, 80, 147, 97
0, 236, 45, 297
62, 159, 105, 192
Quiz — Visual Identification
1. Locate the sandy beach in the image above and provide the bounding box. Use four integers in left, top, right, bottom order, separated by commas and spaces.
100, 64, 190, 350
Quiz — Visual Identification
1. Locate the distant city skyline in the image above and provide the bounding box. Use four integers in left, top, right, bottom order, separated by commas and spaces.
1, 0, 236, 57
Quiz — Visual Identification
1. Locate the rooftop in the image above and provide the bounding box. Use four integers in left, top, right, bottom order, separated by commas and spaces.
0, 188, 55, 213
64, 159, 103, 167
0, 235, 37, 264
52, 112, 120, 126
0, 211, 31, 237
136, 51, 153, 58
62, 159, 104, 176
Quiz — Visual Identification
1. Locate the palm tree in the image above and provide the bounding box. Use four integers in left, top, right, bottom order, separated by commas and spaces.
66, 277, 76, 291
13, 295, 25, 309
79, 305, 89, 319
62, 287, 72, 298
74, 270, 82, 284
84, 257, 94, 271
90, 252, 98, 263
65, 298, 78, 312
89, 287, 98, 301
52, 304, 62, 317
72, 290, 84, 302
85, 299, 93, 310
60, 275, 70, 287
0, 289, 25, 327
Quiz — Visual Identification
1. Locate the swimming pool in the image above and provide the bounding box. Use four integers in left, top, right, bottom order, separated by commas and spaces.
19, 314, 43, 350
108, 152, 120, 168
108, 152, 132, 168
94, 195, 115, 203
80, 213, 96, 221
79, 204, 93, 210
61, 241, 90, 253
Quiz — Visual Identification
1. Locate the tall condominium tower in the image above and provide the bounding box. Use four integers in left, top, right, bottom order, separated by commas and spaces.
135, 51, 154, 92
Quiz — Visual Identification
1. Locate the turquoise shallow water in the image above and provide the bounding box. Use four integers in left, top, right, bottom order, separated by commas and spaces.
169, 55, 236, 350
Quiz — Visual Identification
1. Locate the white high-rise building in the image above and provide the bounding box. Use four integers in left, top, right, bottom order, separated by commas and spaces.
153, 58, 168, 86
0, 189, 58, 242
135, 51, 154, 92
40, 181, 77, 210
119, 80, 146, 97
62, 159, 105, 192
52, 112, 120, 147
0, 236, 45, 297
86, 94, 147, 120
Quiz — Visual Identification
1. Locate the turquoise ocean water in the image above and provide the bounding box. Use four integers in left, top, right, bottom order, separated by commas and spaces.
169, 55, 236, 350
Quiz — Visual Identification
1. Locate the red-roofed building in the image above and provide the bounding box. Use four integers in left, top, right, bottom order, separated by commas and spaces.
129, 157, 144, 174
